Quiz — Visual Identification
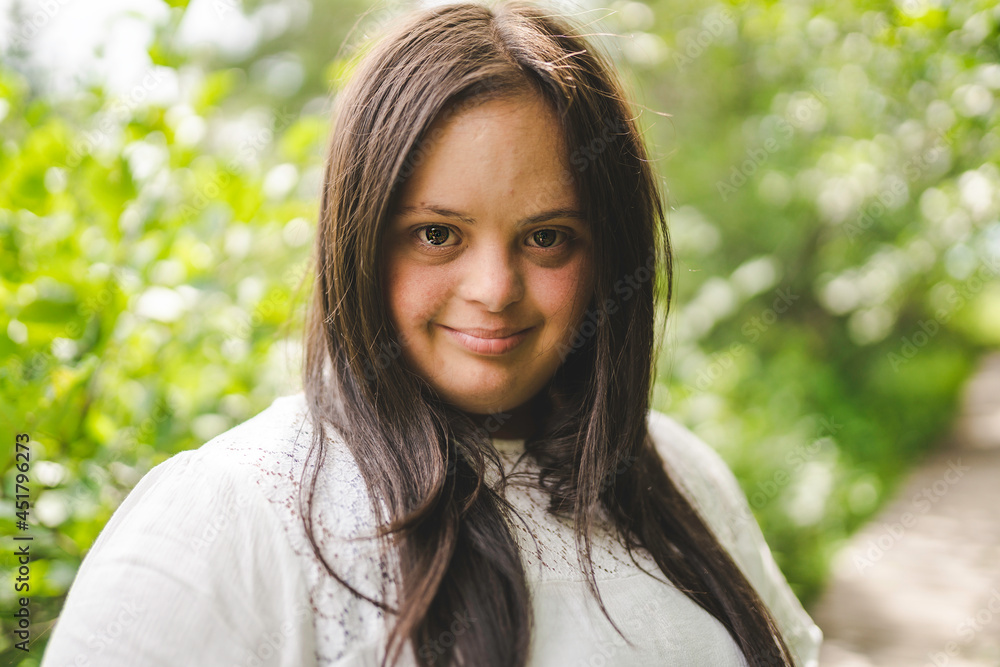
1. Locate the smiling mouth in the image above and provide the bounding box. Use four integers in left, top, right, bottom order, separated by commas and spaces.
444, 325, 531, 339
437, 325, 534, 355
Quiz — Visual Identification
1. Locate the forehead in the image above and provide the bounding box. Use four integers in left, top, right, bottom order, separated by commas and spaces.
394, 93, 577, 211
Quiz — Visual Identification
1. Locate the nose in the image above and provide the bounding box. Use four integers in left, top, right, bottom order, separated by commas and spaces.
457, 244, 524, 312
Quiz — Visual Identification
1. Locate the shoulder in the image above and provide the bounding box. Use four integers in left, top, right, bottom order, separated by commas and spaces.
44, 394, 321, 666
185, 391, 376, 534
171, 391, 383, 571
195, 390, 314, 479
91, 391, 328, 555
45, 392, 391, 666
86, 391, 310, 558
645, 408, 757, 543
645, 408, 824, 667
115, 391, 326, 563
646, 408, 744, 515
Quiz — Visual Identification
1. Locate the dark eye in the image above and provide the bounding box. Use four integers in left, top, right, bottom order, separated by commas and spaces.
528, 229, 567, 248
419, 225, 457, 247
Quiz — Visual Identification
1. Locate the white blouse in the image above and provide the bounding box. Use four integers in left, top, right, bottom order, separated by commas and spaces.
41, 392, 822, 666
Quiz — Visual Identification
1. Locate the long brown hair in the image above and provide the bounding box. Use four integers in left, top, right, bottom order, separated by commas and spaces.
300, 1, 794, 665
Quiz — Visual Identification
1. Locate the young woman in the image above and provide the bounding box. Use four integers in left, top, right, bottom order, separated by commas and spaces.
42, 1, 822, 666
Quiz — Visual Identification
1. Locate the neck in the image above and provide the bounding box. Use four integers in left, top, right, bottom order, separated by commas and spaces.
472, 399, 535, 440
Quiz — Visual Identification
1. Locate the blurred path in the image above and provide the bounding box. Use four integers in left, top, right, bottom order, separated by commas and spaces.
811, 351, 1000, 667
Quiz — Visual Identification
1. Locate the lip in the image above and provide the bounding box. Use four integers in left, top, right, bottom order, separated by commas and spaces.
438, 324, 533, 355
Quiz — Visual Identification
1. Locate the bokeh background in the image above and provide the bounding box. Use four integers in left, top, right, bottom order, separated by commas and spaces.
1, 0, 998, 664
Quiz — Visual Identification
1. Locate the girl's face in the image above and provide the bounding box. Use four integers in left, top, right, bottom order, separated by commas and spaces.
382, 92, 594, 431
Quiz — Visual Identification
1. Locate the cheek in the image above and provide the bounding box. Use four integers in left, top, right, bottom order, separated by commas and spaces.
532, 257, 593, 325
384, 255, 448, 328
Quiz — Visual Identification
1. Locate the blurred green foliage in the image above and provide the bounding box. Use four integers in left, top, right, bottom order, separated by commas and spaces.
1, 0, 998, 662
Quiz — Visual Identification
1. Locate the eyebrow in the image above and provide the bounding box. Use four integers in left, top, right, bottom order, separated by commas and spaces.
394, 205, 587, 228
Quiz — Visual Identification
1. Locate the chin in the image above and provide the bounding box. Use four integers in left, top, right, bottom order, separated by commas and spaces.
441, 384, 528, 415
451, 394, 522, 416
